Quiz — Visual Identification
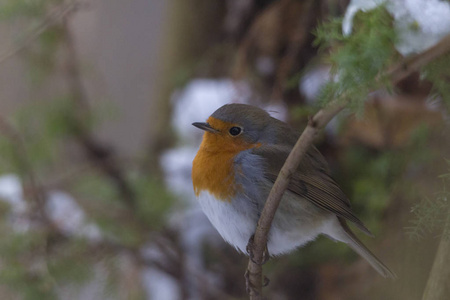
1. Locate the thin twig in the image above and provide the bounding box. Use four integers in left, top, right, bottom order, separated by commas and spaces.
246, 33, 450, 299
389, 34, 450, 84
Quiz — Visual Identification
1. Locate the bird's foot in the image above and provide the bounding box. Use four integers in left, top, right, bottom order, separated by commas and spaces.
244, 269, 270, 294
246, 234, 270, 265
244, 269, 253, 295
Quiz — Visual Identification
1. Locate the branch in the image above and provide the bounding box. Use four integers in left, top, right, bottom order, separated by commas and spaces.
246, 102, 344, 299
0, 115, 52, 226
388, 34, 450, 84
1, 3, 134, 212
60, 15, 137, 209
246, 33, 450, 299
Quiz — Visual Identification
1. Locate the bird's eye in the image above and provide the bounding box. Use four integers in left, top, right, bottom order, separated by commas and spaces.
229, 126, 242, 136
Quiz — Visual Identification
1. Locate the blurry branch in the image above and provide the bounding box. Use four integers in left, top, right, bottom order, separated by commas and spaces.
42, 157, 137, 190
0, 115, 52, 226
57, 13, 198, 298
60, 17, 137, 209
57, 12, 194, 296
0, 3, 194, 298
44, 230, 183, 290
83, 235, 230, 300
246, 33, 450, 299
0, 0, 82, 65
0, 115, 60, 290
388, 34, 450, 84
272, 0, 316, 100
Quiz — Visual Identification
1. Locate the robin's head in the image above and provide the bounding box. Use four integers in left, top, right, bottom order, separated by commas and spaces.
192, 104, 281, 152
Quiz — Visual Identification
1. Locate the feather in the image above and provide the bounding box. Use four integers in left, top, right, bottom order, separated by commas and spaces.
252, 145, 373, 236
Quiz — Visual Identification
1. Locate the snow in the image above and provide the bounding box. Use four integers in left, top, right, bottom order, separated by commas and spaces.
0, 174, 101, 240
342, 0, 385, 36
171, 79, 288, 144
46, 191, 102, 241
142, 268, 180, 300
264, 102, 288, 121
0, 174, 30, 231
160, 147, 198, 201
171, 79, 251, 144
299, 66, 333, 103
0, 174, 27, 214
343, 0, 450, 55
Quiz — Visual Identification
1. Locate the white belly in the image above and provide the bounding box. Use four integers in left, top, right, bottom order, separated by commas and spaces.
197, 191, 258, 253
197, 190, 332, 255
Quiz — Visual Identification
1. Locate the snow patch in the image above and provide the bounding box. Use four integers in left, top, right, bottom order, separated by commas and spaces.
343, 0, 450, 55
0, 174, 101, 240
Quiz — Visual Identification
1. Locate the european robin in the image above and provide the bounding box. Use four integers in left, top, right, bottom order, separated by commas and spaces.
192, 103, 395, 278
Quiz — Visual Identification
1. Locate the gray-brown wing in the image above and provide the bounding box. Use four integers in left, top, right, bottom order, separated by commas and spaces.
253, 145, 373, 236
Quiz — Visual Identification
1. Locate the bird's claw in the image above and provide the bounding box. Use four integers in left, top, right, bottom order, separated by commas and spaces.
244, 269, 271, 295
246, 235, 270, 265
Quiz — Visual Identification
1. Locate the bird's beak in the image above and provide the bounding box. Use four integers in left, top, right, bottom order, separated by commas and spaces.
192, 122, 219, 133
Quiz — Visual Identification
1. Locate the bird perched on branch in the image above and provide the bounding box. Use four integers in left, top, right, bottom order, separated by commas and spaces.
192, 103, 395, 278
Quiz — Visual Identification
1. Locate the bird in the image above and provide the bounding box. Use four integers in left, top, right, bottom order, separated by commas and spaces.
191, 103, 395, 278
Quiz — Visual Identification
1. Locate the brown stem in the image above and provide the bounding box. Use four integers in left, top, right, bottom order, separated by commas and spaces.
246, 33, 450, 299
246, 103, 344, 300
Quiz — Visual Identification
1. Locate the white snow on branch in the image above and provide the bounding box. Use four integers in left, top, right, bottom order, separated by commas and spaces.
343, 0, 450, 55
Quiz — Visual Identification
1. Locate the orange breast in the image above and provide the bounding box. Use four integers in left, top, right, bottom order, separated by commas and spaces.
192, 117, 261, 201
192, 147, 237, 201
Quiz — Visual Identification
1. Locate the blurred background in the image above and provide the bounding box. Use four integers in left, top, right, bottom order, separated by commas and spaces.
0, 0, 449, 299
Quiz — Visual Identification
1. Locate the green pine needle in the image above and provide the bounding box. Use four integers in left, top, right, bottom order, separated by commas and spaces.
406, 162, 450, 240
313, 5, 398, 113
